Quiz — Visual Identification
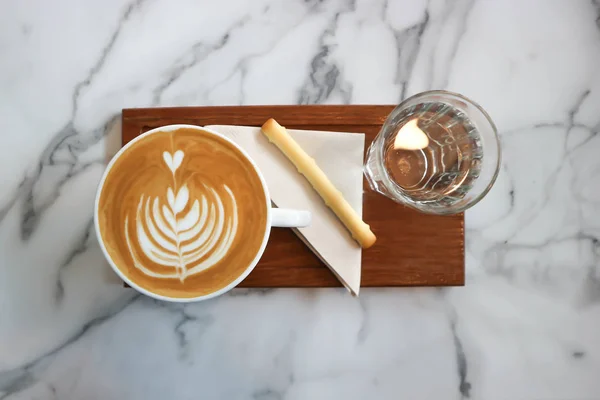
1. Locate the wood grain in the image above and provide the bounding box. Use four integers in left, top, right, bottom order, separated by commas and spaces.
121, 106, 464, 287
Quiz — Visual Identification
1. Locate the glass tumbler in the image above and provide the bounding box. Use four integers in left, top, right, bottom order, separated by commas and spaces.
364, 90, 501, 214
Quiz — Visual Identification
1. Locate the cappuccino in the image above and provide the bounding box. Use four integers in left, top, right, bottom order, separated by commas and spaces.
97, 127, 268, 298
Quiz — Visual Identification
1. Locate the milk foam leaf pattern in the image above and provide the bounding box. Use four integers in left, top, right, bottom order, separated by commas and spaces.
124, 150, 239, 282
174, 185, 189, 213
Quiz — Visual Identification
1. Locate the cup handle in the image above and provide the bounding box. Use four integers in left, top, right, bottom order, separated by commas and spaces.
270, 208, 311, 228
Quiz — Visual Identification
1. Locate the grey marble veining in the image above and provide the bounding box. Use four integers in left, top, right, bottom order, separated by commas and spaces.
1, 0, 599, 399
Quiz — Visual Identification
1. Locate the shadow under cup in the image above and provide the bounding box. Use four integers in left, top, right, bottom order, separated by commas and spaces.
94, 125, 274, 302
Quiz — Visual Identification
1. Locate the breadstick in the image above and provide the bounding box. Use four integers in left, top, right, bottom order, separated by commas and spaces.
261, 118, 376, 249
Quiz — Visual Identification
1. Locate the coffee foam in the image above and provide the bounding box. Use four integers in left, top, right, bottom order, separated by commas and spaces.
97, 127, 268, 298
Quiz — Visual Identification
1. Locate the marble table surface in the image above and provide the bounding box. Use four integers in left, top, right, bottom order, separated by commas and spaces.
1, 0, 599, 399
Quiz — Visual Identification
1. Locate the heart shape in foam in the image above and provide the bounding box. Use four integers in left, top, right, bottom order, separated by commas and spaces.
163, 150, 184, 173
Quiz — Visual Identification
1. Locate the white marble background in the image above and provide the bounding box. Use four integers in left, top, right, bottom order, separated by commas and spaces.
1, 0, 599, 399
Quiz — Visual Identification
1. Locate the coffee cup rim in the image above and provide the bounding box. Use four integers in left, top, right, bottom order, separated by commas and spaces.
94, 124, 273, 303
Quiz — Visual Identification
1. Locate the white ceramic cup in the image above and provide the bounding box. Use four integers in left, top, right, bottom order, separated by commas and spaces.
94, 124, 311, 302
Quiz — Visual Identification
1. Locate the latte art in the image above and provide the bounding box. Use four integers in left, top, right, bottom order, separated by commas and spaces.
97, 127, 268, 298
124, 150, 239, 282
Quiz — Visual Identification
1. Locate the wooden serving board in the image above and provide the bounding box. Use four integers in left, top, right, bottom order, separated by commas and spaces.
122, 106, 464, 287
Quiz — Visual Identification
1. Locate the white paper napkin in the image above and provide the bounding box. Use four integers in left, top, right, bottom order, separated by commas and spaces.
207, 125, 365, 295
